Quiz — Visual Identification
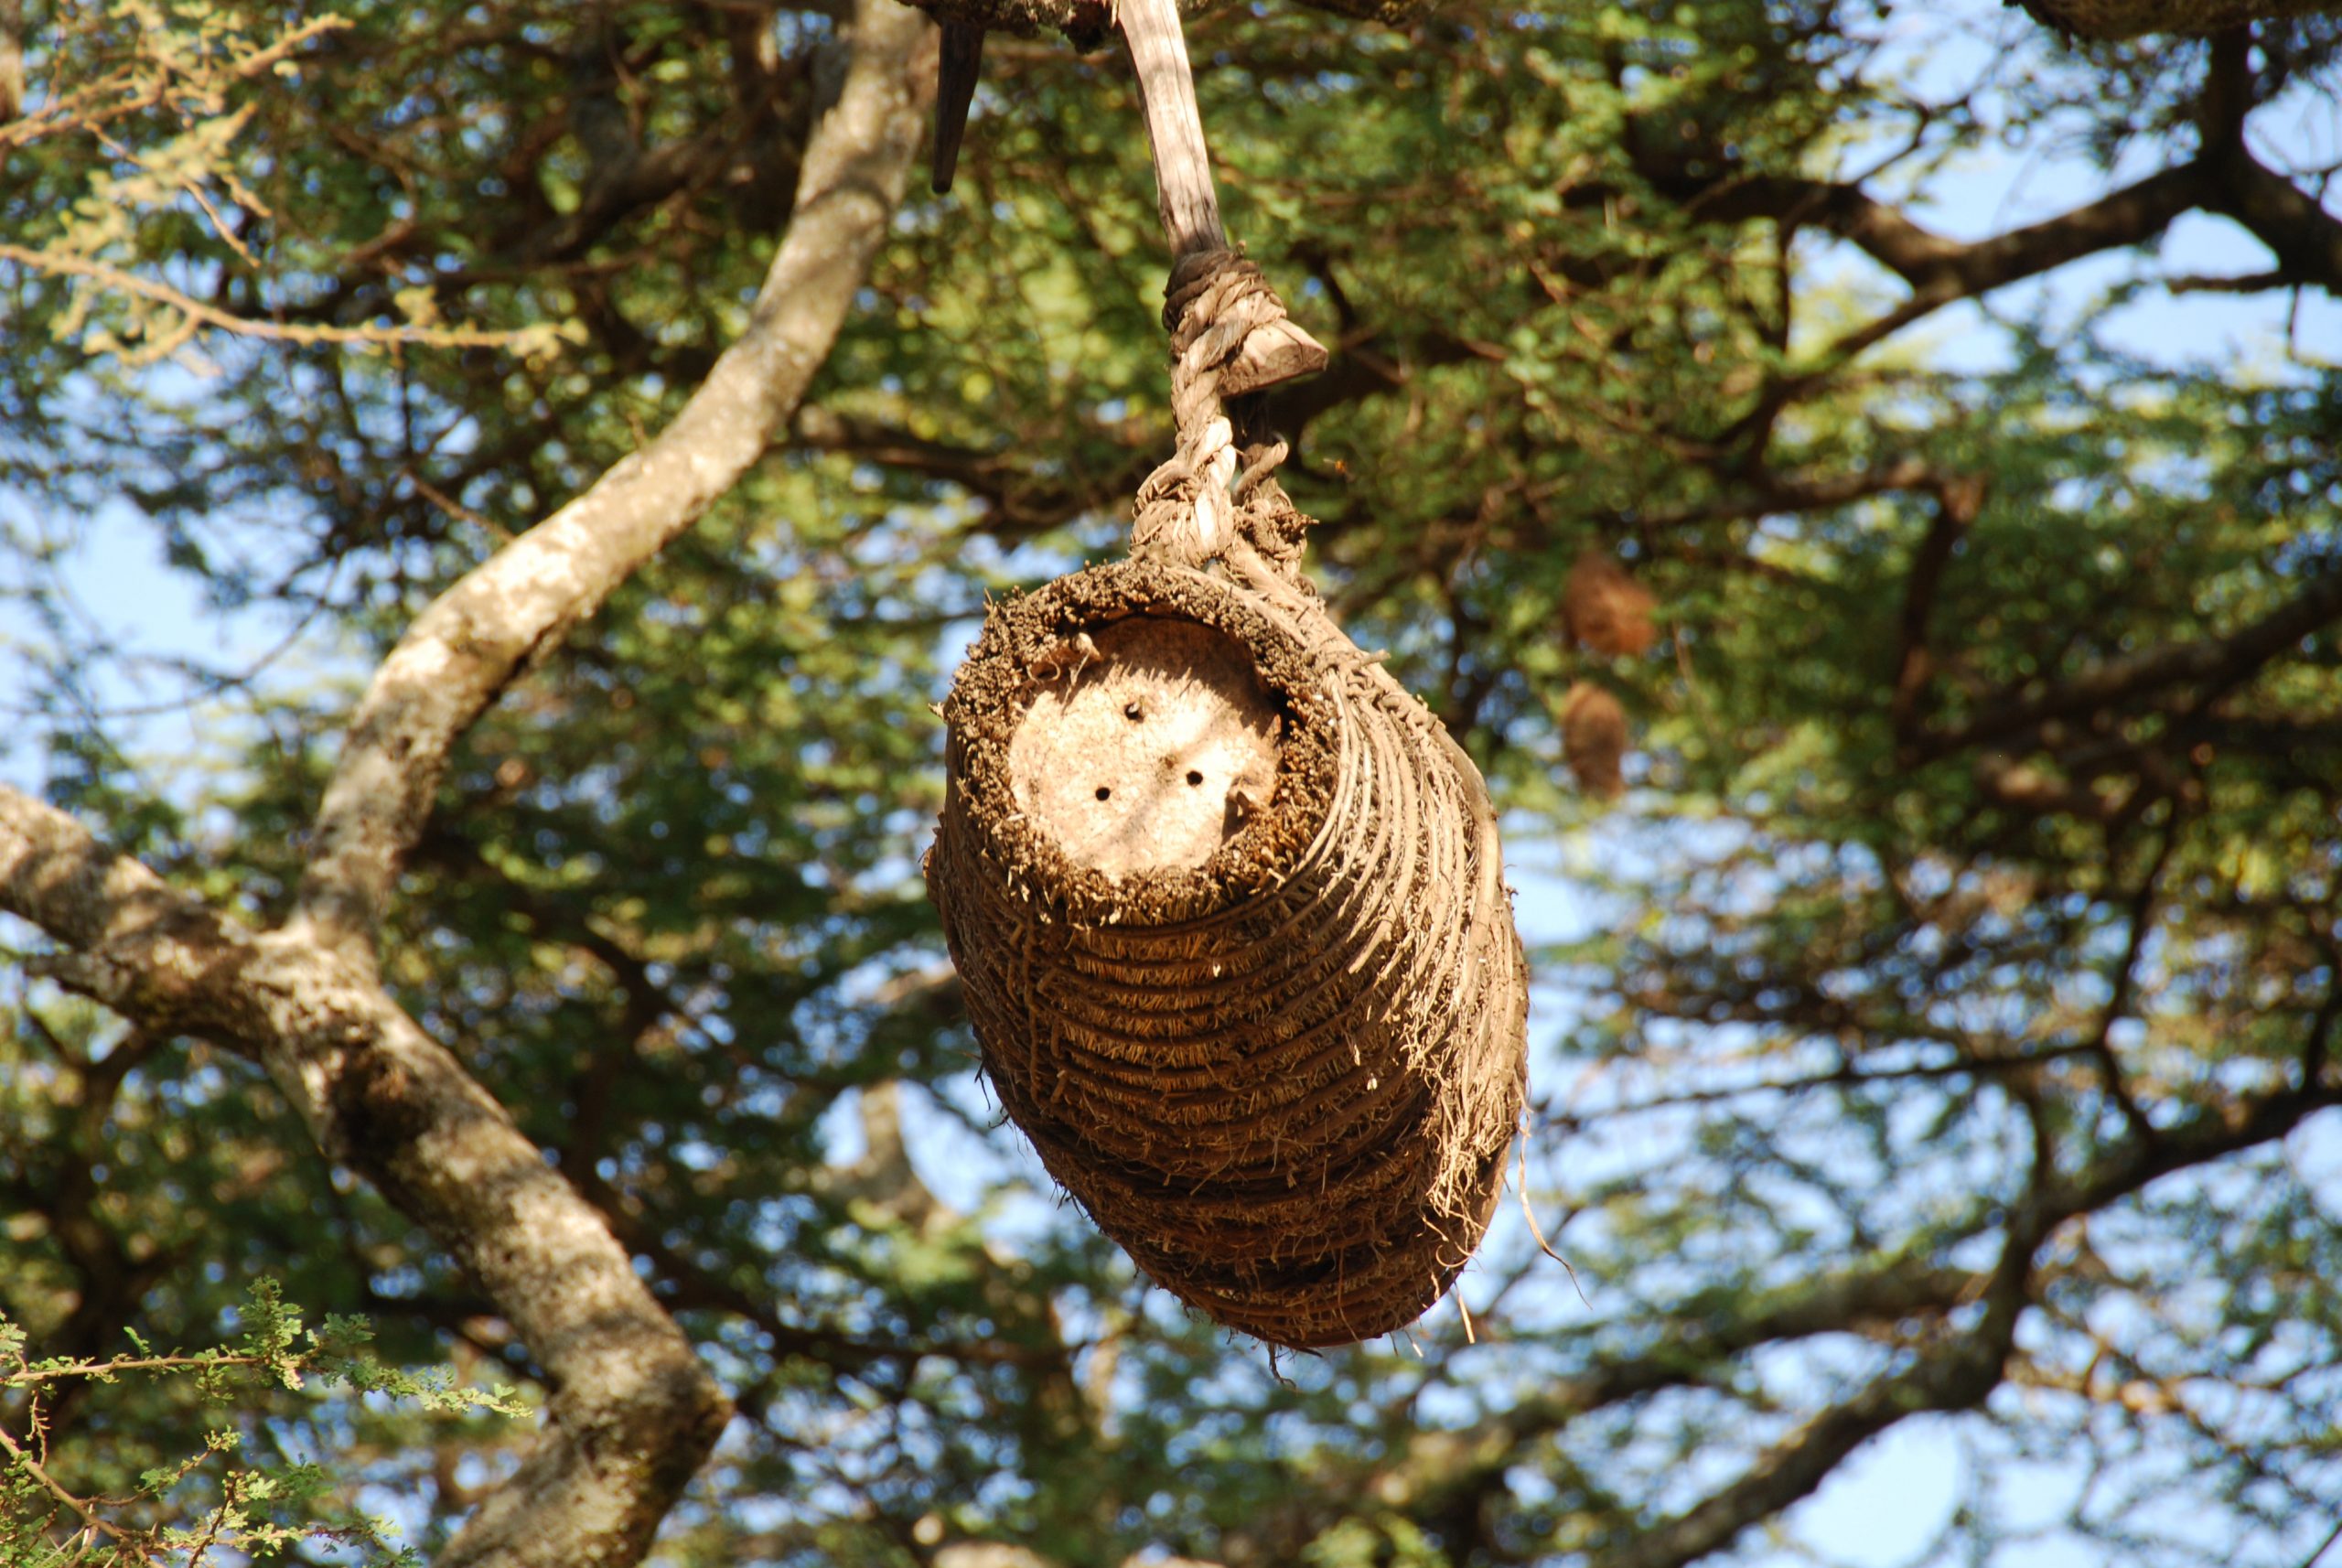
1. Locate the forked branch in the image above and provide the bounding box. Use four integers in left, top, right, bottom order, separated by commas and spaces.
294, 0, 938, 961
2, 5, 947, 1566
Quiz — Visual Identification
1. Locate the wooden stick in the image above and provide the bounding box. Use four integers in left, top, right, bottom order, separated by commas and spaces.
1118, 0, 1227, 259
1117, 0, 1327, 396
931, 19, 984, 194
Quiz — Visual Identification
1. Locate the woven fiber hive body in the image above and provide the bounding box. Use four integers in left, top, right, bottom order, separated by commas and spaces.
928, 554, 1528, 1348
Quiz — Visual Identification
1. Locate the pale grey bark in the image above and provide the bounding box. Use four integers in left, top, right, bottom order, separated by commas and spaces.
0, 3, 939, 1564
0, 785, 728, 1566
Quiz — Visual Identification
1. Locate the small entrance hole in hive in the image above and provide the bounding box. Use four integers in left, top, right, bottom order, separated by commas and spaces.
1007, 617, 1283, 876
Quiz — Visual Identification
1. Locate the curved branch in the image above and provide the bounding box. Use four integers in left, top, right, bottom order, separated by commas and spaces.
1582, 1058, 2342, 1568
0, 21, 949, 1550
0, 784, 729, 1568
294, 0, 938, 961
2202, 135, 2342, 295
1587, 1309, 2018, 1568
1700, 165, 2208, 300
0, 789, 191, 954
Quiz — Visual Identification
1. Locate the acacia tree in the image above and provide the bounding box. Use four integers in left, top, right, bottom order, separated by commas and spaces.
3, 0, 2340, 1565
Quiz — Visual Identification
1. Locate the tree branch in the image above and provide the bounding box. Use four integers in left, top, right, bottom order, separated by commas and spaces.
0, 244, 556, 361
1119, 0, 1225, 257
1586, 1306, 2019, 1568
1911, 555, 2342, 761
1697, 163, 2207, 452
1696, 165, 2208, 302
790, 406, 1154, 534
2015, 0, 2342, 41
1630, 456, 1945, 532
1583, 1048, 2342, 1568
1890, 475, 1988, 739
2200, 120, 2342, 293
0, 784, 730, 1568
0, 23, 952, 1541
294, 0, 938, 961
0, 791, 198, 957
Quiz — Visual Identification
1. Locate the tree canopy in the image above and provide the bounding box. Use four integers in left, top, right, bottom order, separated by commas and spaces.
4, 0, 2342, 1565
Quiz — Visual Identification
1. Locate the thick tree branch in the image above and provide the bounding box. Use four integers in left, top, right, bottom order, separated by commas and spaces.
2017, 0, 2342, 40
0, 784, 730, 1568
0, 26, 946, 1558
1697, 166, 2208, 301
2196, 35, 2342, 295
1548, 1262, 1986, 1416
295, 0, 938, 960
0, 792, 195, 956
1204, 1258, 1990, 1568
1647, 160, 2210, 456
1581, 1061, 2342, 1568
1587, 1306, 2020, 1568
0, 27, 951, 1545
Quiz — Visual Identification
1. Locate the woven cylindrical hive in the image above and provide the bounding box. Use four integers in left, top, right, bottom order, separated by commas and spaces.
928, 555, 1528, 1348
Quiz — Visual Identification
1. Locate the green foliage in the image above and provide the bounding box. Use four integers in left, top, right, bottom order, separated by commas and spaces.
0, 1281, 524, 1565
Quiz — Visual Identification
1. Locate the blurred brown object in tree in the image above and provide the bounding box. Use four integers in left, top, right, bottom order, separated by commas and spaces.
1563, 551, 1660, 657
1562, 681, 1628, 799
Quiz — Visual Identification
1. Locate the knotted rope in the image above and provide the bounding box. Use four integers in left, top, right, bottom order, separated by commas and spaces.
1132, 249, 1321, 576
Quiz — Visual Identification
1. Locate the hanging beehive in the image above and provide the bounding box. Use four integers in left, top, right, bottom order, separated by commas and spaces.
924, 0, 1528, 1349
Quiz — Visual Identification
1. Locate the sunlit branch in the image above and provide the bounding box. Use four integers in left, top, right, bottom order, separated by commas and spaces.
0, 244, 564, 367
293, 0, 938, 963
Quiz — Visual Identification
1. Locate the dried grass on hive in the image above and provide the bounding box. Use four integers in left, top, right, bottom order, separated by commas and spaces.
927, 556, 1529, 1349
1562, 552, 1659, 658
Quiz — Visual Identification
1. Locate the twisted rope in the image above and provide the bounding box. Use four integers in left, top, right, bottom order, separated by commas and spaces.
1132, 250, 1322, 575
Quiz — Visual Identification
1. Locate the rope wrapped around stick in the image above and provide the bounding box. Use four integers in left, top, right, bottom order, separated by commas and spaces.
927, 249, 1530, 1348
1133, 250, 1327, 573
